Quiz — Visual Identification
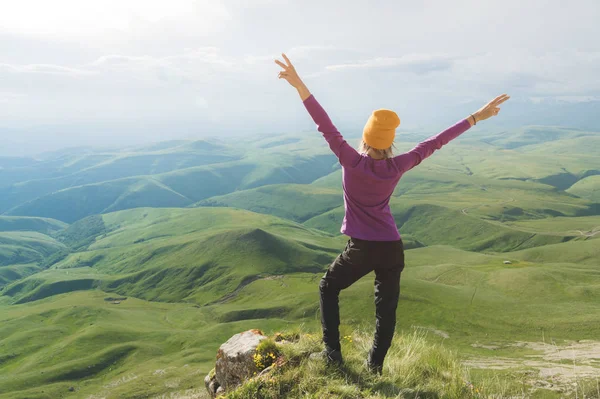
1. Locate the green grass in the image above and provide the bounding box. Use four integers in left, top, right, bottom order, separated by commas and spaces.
0, 141, 242, 213
194, 183, 342, 223
2, 207, 344, 304
0, 231, 65, 268
6, 177, 193, 223
227, 330, 481, 399
226, 329, 598, 399
3, 125, 599, 226
568, 175, 600, 203
505, 215, 600, 236
0, 218, 67, 288
2, 126, 600, 397
304, 202, 574, 252
0, 216, 67, 234
0, 290, 293, 399
0, 263, 41, 288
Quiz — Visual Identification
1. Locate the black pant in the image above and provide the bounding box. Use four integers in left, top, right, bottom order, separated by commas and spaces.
319, 237, 405, 367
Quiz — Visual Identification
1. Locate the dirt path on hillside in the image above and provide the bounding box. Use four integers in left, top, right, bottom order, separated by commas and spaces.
465, 340, 600, 394
461, 197, 515, 216
569, 227, 600, 237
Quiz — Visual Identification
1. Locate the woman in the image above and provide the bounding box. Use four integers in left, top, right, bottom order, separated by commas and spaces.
275, 53, 509, 374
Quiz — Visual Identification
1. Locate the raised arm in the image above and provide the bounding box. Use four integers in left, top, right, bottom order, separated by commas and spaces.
394, 94, 510, 173
275, 53, 360, 167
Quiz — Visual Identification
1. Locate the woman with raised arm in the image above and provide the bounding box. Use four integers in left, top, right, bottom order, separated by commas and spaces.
275, 53, 509, 374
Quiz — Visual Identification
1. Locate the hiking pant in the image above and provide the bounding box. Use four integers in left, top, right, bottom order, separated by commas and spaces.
319, 237, 405, 367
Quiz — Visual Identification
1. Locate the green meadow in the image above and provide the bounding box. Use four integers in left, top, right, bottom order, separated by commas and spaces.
0, 125, 599, 398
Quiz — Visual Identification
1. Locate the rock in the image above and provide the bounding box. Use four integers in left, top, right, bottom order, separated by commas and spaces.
204, 374, 211, 391
204, 329, 266, 396
68, 387, 75, 392
204, 368, 219, 398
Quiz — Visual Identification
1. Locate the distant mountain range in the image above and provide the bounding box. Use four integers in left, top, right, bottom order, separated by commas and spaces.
2, 99, 598, 157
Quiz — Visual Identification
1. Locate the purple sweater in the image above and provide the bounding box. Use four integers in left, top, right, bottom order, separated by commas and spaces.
303, 94, 471, 241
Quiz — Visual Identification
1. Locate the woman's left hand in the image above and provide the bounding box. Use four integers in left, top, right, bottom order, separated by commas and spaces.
474, 94, 511, 122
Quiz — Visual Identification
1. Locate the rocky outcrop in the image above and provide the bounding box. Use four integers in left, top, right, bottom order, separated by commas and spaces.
205, 329, 267, 398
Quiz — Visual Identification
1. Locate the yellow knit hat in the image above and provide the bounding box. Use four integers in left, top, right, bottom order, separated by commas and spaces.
363, 109, 401, 150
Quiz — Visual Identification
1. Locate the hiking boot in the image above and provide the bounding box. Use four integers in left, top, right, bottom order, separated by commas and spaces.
366, 359, 383, 375
309, 348, 343, 366
366, 350, 383, 375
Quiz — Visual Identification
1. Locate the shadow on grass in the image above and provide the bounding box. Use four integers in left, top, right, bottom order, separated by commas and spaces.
324, 363, 440, 399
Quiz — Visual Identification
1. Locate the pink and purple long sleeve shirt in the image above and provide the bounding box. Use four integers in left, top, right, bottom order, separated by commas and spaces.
303, 94, 471, 241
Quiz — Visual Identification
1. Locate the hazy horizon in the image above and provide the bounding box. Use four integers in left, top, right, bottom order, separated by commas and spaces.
1, 0, 599, 155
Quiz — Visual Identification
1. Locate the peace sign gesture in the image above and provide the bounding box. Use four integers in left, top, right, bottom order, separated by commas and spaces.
275, 53, 304, 89
275, 53, 312, 101
473, 94, 510, 123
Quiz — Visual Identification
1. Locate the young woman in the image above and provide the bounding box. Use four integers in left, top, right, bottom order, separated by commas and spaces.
275, 53, 509, 374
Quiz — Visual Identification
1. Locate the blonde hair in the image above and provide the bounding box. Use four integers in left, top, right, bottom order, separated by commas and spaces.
358, 140, 395, 159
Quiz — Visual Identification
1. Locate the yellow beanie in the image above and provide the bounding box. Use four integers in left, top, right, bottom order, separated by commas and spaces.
363, 109, 400, 150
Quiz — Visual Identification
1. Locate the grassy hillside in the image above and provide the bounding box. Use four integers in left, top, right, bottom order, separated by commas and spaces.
0, 264, 40, 289
1, 207, 344, 305
304, 201, 575, 252
0, 215, 67, 234
0, 290, 291, 399
0, 141, 242, 213
8, 177, 192, 223
5, 153, 338, 222
194, 184, 343, 223
4, 125, 598, 226
505, 215, 600, 237
468, 125, 594, 150
0, 231, 65, 266
0, 229, 66, 289
2, 126, 600, 397
567, 174, 600, 203
3, 240, 600, 397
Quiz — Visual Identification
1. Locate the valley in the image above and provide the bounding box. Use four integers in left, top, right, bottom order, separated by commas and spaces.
0, 125, 599, 398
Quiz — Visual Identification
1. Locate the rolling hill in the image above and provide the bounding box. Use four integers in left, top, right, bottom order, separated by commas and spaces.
0, 215, 67, 234
1, 207, 344, 305
1, 125, 600, 398
0, 226, 66, 289
567, 174, 600, 203
194, 184, 343, 223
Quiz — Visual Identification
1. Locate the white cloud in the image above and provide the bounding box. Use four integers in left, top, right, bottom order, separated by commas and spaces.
0, 0, 599, 145
0, 63, 93, 76
0, 0, 230, 40
325, 54, 457, 73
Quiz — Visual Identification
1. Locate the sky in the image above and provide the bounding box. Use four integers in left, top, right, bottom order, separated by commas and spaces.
1, 0, 599, 153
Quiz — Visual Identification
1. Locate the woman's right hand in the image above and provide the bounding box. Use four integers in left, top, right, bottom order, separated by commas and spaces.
473, 94, 511, 123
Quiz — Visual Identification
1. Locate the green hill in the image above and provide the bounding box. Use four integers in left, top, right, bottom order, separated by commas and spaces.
5, 153, 338, 223
304, 201, 574, 252
567, 175, 600, 203
4, 126, 599, 226
0, 230, 66, 288
0, 141, 242, 213
7, 177, 192, 223
470, 125, 592, 150
2, 127, 600, 398
0, 290, 288, 399
195, 184, 343, 223
3, 240, 600, 397
0, 232, 65, 266
2, 207, 343, 304
0, 216, 67, 234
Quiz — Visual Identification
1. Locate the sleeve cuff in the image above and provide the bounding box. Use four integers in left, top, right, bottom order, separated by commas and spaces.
302, 94, 315, 104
